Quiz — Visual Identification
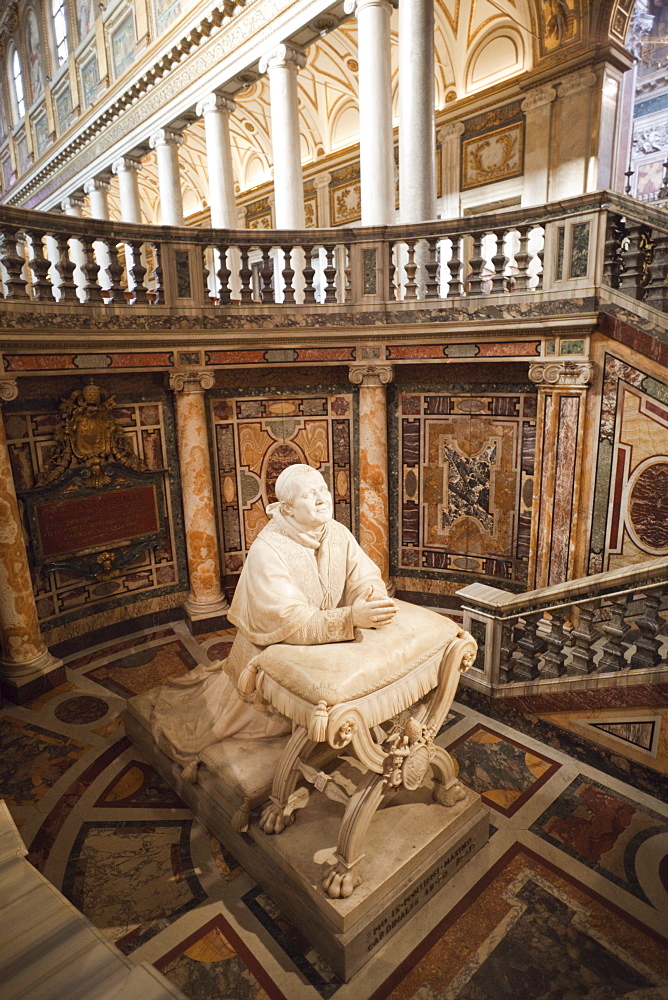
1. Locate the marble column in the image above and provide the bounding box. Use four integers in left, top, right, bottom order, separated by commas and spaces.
399, 0, 436, 222
0, 378, 62, 694
528, 361, 593, 589
169, 370, 229, 619
259, 44, 306, 228
437, 121, 464, 219
83, 176, 111, 219
520, 85, 556, 207
195, 94, 237, 228
345, 0, 394, 226
149, 127, 186, 226
349, 364, 394, 590
112, 155, 143, 223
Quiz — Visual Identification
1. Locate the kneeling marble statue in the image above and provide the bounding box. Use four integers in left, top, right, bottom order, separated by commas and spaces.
149, 463, 397, 780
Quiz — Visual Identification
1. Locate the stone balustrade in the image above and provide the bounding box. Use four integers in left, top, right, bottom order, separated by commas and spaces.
1, 191, 666, 318
457, 556, 668, 696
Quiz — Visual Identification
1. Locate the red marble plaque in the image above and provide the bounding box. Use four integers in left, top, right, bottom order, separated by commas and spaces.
35, 484, 160, 558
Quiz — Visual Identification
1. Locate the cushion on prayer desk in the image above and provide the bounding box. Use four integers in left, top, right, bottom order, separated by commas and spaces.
250, 601, 460, 737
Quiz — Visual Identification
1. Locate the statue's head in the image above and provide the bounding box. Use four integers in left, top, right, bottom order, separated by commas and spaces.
275, 464, 332, 531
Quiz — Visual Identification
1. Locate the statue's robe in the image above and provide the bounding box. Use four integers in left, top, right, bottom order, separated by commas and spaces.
148, 510, 387, 774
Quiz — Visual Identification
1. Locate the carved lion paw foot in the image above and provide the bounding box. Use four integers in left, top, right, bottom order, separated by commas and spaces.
433, 780, 466, 807
322, 863, 362, 899
259, 802, 295, 835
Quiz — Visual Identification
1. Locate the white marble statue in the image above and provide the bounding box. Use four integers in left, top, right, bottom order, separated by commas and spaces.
149, 464, 397, 780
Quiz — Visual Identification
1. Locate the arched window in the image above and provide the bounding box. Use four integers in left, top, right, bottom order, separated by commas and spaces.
11, 48, 25, 119
52, 0, 69, 65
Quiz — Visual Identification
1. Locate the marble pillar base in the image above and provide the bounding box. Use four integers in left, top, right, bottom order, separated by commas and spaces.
183, 598, 230, 637
0, 649, 65, 704
124, 700, 489, 981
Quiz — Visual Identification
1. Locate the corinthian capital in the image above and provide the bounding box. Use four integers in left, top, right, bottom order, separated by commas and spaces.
259, 43, 306, 75
169, 370, 215, 393
529, 361, 593, 387
348, 363, 394, 387
0, 377, 18, 403
196, 93, 236, 117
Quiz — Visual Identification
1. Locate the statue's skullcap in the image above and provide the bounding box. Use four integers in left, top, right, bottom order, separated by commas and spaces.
274, 463, 325, 501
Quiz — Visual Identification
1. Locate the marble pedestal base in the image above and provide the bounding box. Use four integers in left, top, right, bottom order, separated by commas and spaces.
0, 652, 65, 705
124, 704, 489, 981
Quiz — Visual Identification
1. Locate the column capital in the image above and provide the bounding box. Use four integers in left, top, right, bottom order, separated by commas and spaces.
112, 155, 142, 175
0, 377, 18, 403
521, 85, 557, 113
83, 176, 111, 195
437, 121, 465, 143
344, 0, 395, 15
61, 193, 86, 214
314, 172, 332, 190
348, 363, 394, 387
529, 361, 593, 387
196, 93, 236, 117
149, 127, 184, 150
259, 43, 306, 75
558, 71, 597, 99
169, 369, 215, 393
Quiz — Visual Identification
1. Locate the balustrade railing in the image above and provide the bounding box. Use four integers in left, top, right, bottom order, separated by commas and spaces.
1, 191, 666, 317
458, 557, 668, 695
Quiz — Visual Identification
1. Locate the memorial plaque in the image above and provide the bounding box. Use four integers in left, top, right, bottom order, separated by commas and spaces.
34, 484, 160, 559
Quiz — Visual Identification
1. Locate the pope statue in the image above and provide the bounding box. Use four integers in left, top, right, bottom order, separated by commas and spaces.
149, 464, 397, 780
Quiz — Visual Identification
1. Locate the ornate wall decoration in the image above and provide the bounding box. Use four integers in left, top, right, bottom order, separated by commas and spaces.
330, 181, 361, 226
397, 391, 536, 586
461, 121, 524, 191
211, 393, 354, 579
6, 392, 182, 625
589, 354, 668, 573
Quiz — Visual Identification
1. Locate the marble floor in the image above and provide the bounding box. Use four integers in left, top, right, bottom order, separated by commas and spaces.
1, 618, 667, 1000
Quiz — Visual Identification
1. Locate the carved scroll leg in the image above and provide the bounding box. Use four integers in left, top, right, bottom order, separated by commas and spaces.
430, 745, 466, 807
322, 769, 392, 899
260, 726, 316, 835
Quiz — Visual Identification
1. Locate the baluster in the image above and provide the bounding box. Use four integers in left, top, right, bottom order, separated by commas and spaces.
514, 616, 544, 679
467, 232, 485, 296
238, 244, 253, 304
303, 246, 317, 304
101, 238, 125, 304
126, 240, 148, 305
52, 233, 79, 303
78, 235, 102, 303
645, 231, 668, 312
629, 592, 664, 669
424, 237, 440, 299
513, 226, 532, 292
323, 243, 337, 304
490, 232, 508, 294
0, 226, 29, 298
499, 620, 520, 683
404, 239, 418, 300
260, 246, 274, 302
25, 230, 53, 300
448, 236, 463, 297
540, 607, 568, 678
150, 242, 162, 305
389, 243, 399, 301
535, 234, 545, 291
216, 246, 232, 304
597, 595, 628, 672
281, 245, 295, 305
602, 213, 626, 290
569, 604, 597, 674
619, 224, 651, 301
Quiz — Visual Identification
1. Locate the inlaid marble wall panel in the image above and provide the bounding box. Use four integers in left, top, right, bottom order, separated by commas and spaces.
211, 393, 354, 579
5, 398, 183, 627
589, 354, 668, 573
396, 391, 536, 587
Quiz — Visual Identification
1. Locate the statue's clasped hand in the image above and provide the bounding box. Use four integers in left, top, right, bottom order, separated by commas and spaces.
352, 586, 397, 629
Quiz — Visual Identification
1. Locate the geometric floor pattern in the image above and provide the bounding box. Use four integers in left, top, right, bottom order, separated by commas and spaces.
1, 618, 667, 1000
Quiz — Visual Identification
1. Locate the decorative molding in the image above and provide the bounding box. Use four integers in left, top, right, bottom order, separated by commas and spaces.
149, 127, 184, 149
437, 122, 465, 142
529, 361, 593, 387
348, 363, 394, 387
195, 93, 236, 117
0, 377, 19, 403
259, 43, 306, 74
169, 369, 216, 393
521, 85, 557, 114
